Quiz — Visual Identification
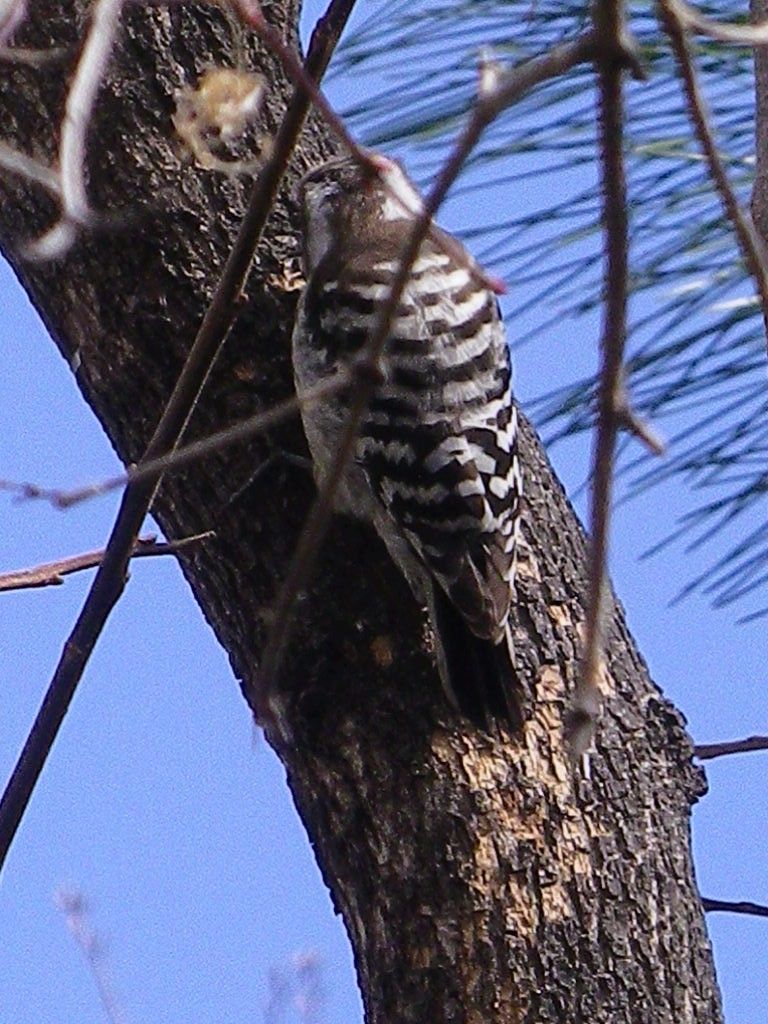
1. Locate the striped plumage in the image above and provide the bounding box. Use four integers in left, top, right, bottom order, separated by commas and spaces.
292, 154, 524, 730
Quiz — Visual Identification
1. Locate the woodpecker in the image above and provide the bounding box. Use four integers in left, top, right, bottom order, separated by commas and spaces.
292, 153, 524, 730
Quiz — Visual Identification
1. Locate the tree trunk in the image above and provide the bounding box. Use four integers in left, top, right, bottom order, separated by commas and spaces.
0, 2, 722, 1020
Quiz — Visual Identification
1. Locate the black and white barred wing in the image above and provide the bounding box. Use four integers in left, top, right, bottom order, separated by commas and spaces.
358, 242, 522, 646
363, 415, 521, 638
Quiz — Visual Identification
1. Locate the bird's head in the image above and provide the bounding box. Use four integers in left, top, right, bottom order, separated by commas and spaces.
295, 152, 425, 276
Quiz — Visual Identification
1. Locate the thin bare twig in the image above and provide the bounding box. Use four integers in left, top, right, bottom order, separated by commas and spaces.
29, 0, 124, 258
566, 6, 638, 759
0, 44, 69, 64
0, 0, 26, 45
0, 532, 213, 593
695, 735, 768, 760
702, 897, 768, 917
239, 3, 369, 166
660, 0, 768, 348
616, 398, 666, 456
0, 370, 351, 508
0, 140, 61, 196
265, 950, 324, 1024
257, 32, 598, 726
670, 0, 768, 45
55, 888, 128, 1024
0, 0, 358, 877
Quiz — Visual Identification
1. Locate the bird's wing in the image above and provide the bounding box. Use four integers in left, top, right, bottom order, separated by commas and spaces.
359, 402, 521, 643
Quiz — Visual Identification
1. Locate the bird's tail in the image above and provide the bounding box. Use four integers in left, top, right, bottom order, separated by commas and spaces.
430, 585, 523, 732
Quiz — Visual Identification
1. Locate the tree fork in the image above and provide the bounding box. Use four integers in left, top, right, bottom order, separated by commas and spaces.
0, 1, 721, 1020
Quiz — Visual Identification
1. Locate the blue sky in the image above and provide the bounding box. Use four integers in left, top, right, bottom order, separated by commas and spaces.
1, 2, 766, 1021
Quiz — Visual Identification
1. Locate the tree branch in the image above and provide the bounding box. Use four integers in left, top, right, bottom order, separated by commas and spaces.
695, 735, 768, 760
0, 371, 351, 509
567, 7, 638, 758
702, 897, 768, 917
0, 139, 61, 195
660, 0, 768, 347
0, 43, 69, 64
0, 533, 213, 592
669, 0, 768, 45
28, 0, 124, 257
54, 888, 128, 1024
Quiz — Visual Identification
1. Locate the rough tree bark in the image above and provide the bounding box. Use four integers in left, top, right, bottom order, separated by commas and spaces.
0, 2, 722, 1021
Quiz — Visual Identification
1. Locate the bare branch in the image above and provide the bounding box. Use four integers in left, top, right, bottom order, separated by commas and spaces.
615, 397, 666, 456
0, 43, 69, 65
566, 6, 639, 759
257, 31, 598, 727
265, 949, 324, 1024
0, 140, 60, 196
0, 370, 350, 509
0, 0, 359, 878
695, 735, 768, 760
702, 897, 768, 917
29, 0, 124, 258
670, 0, 768, 45
0, 0, 26, 46
0, 532, 213, 593
660, 0, 768, 348
478, 34, 599, 112
55, 888, 128, 1024
239, 2, 370, 166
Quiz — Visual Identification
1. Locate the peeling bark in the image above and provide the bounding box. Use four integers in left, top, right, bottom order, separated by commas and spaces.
0, 2, 722, 1021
